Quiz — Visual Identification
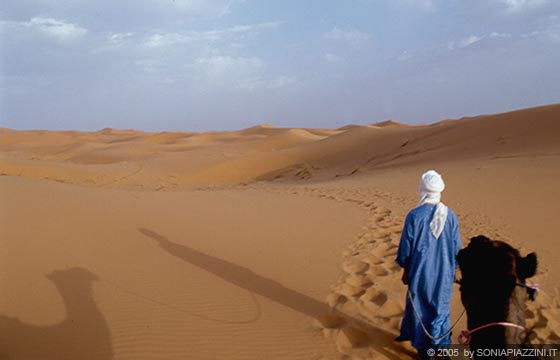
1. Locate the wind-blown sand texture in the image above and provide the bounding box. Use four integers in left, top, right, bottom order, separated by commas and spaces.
1, 104, 559, 359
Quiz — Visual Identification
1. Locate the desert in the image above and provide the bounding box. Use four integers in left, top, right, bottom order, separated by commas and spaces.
1, 104, 559, 359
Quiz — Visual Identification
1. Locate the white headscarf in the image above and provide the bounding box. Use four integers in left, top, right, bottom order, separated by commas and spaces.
418, 170, 448, 239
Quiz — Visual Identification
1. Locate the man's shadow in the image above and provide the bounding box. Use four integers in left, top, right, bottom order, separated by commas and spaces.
139, 227, 408, 359
0, 267, 113, 360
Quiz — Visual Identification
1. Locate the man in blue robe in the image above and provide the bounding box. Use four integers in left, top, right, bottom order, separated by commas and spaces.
396, 170, 462, 358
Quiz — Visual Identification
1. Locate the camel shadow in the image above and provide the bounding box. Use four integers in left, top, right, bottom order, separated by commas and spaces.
138, 227, 408, 360
0, 267, 113, 360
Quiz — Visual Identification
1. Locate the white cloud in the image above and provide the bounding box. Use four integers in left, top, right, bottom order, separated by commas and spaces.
191, 55, 265, 90
0, 17, 87, 43
188, 56, 295, 91
497, 0, 549, 12
400, 0, 434, 9
268, 76, 297, 89
324, 53, 343, 63
195, 55, 264, 72
24, 17, 87, 41
169, 0, 234, 18
89, 32, 135, 54
144, 33, 189, 47
447, 32, 512, 50
144, 21, 281, 47
522, 25, 560, 42
135, 58, 167, 74
223, 22, 283, 34
447, 35, 484, 50
396, 50, 414, 62
107, 32, 133, 45
324, 28, 371, 44
540, 23, 560, 41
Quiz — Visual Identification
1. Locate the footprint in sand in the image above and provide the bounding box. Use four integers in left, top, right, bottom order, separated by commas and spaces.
368, 266, 389, 277
362, 255, 384, 266
360, 299, 403, 320
375, 217, 397, 230
370, 232, 391, 243
345, 274, 373, 288
534, 309, 548, 329
285, 187, 407, 355
387, 263, 401, 273
382, 249, 398, 259
371, 243, 396, 259
524, 302, 560, 342
378, 301, 404, 318
358, 232, 373, 242
389, 232, 401, 244
525, 309, 536, 320
334, 283, 365, 298
360, 287, 388, 306
358, 286, 404, 325
386, 317, 402, 331
326, 292, 347, 308
342, 260, 369, 275
385, 241, 398, 249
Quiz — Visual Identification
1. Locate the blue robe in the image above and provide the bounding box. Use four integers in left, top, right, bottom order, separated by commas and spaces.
396, 204, 461, 350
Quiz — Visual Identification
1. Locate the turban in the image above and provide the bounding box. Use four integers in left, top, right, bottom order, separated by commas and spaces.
420, 169, 445, 195
418, 170, 448, 239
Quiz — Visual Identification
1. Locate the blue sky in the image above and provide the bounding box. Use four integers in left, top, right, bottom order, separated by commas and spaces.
1, 0, 559, 131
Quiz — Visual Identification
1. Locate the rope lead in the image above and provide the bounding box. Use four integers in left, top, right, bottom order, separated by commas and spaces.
407, 290, 466, 342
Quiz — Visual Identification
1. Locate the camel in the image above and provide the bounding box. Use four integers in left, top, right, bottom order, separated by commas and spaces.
0, 267, 113, 359
457, 235, 538, 355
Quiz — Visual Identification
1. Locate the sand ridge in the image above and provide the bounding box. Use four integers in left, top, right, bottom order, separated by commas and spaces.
2, 104, 559, 189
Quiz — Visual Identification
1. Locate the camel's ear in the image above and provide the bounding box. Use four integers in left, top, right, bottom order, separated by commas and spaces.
518, 252, 537, 280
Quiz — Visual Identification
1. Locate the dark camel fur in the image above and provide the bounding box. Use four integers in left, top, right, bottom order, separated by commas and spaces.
457, 235, 538, 358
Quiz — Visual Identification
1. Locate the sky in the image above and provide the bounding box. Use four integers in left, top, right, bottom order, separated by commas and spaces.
1, 0, 559, 131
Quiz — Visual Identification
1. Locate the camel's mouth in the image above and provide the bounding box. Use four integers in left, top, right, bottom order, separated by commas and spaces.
516, 282, 538, 301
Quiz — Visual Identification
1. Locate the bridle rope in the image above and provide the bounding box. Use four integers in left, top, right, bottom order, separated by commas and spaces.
456, 281, 539, 344
407, 290, 466, 342
408, 281, 538, 344
458, 322, 526, 345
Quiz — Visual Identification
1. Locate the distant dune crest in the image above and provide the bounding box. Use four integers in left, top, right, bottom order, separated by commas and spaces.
0, 103, 559, 188
369, 120, 407, 127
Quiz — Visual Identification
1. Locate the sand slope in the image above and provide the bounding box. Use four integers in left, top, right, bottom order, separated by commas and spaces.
0, 176, 367, 359
1, 103, 559, 359
2, 104, 558, 188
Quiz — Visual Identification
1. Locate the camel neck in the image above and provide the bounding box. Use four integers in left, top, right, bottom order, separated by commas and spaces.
53, 280, 99, 322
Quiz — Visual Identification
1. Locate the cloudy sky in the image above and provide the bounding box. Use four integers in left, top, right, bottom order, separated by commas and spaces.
1, 0, 559, 131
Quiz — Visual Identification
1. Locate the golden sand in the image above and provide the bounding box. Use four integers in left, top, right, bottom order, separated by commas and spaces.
1, 104, 559, 359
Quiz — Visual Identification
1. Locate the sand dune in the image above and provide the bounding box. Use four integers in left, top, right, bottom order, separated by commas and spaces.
3, 104, 558, 188
234, 123, 282, 136
369, 120, 408, 128
1, 103, 559, 359
231, 128, 326, 153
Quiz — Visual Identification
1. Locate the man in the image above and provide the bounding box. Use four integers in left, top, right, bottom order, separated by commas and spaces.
396, 170, 462, 358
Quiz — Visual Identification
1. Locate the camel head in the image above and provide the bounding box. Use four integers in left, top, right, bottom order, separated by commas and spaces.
457, 235, 537, 290
46, 267, 100, 285
457, 235, 538, 345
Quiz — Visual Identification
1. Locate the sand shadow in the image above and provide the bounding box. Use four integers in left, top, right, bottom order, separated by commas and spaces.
0, 267, 113, 360
139, 227, 408, 359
